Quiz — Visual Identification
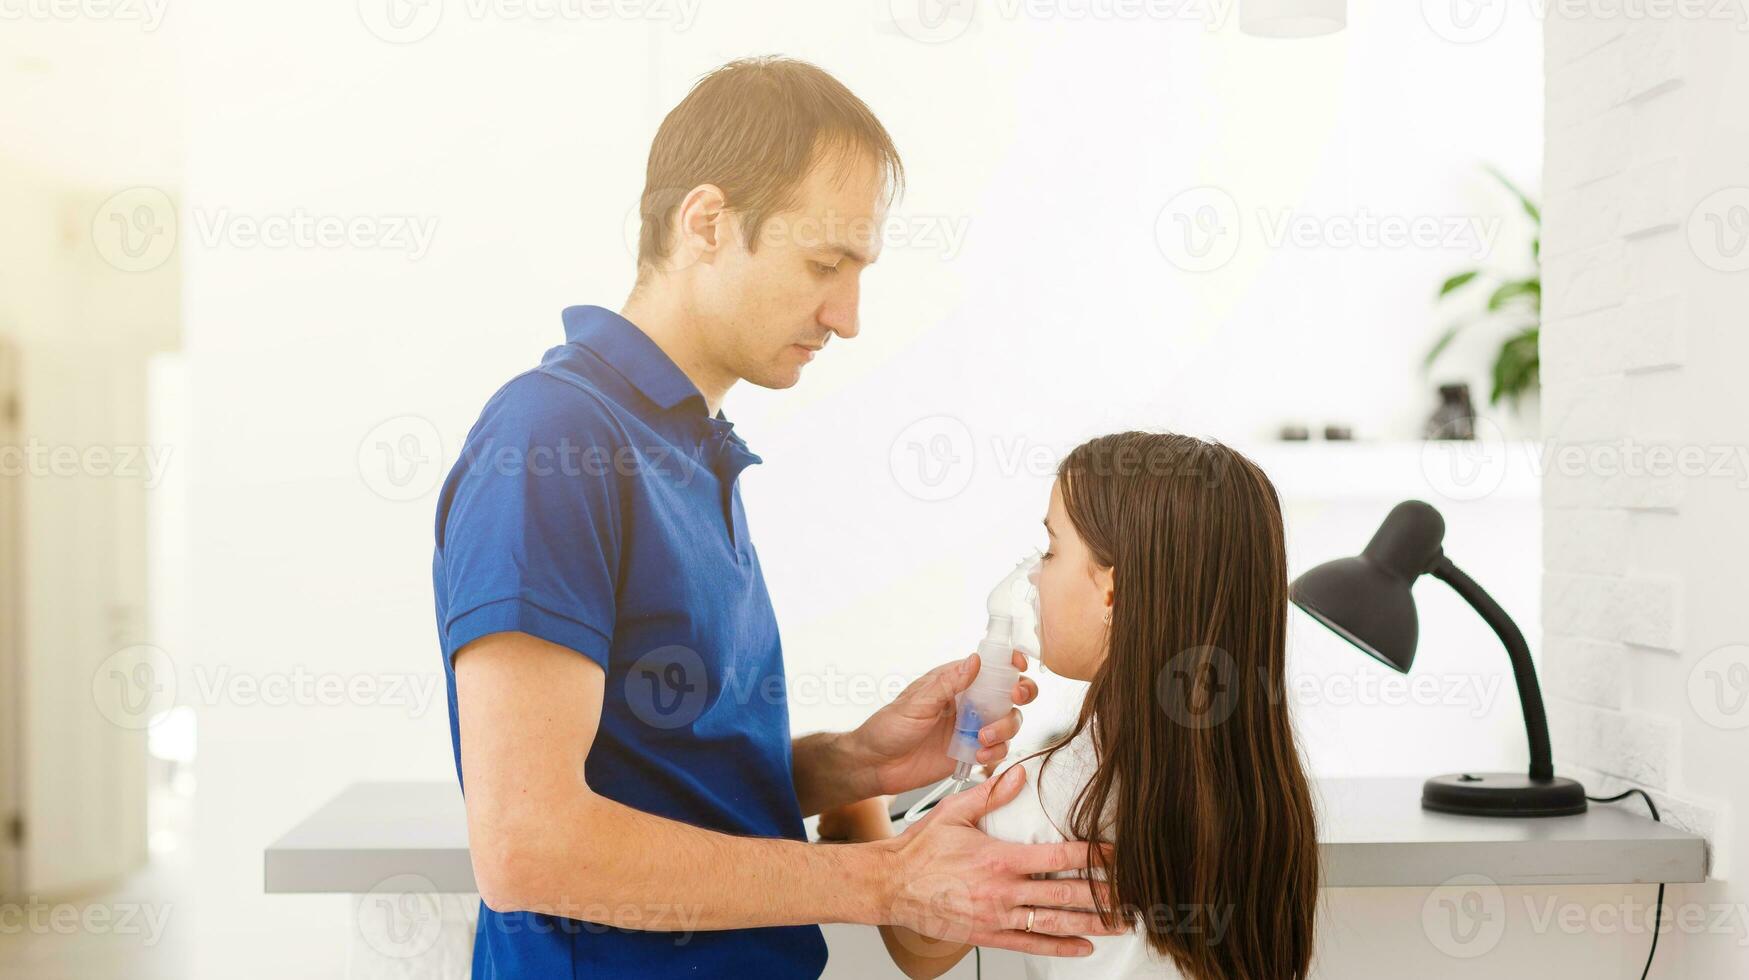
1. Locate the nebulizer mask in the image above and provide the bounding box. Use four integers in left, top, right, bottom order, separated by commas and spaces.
902, 552, 1043, 824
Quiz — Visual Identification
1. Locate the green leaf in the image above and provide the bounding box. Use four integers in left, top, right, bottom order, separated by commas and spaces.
1485, 164, 1541, 225
1423, 320, 1468, 371
1438, 270, 1480, 299
1489, 354, 1519, 405
1489, 327, 1540, 406
1531, 235, 1540, 264
1486, 278, 1541, 312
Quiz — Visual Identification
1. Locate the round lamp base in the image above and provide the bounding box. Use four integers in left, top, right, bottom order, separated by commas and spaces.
1422, 772, 1589, 817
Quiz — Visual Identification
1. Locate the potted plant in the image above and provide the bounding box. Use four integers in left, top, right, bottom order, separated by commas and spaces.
1425, 166, 1541, 409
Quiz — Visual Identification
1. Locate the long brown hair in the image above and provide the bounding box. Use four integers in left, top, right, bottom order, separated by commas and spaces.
1048, 432, 1318, 980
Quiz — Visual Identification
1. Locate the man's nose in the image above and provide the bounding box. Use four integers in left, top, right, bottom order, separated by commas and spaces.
818, 279, 860, 340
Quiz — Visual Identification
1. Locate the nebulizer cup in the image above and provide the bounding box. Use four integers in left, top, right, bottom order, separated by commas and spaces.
903, 552, 1043, 824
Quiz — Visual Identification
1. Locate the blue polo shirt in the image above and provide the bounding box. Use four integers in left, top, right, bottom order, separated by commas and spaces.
432, 305, 826, 979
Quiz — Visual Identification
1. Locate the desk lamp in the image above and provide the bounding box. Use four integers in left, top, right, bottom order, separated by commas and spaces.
1290, 500, 1587, 817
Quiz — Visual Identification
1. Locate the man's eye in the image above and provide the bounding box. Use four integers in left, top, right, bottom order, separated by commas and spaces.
811, 261, 840, 276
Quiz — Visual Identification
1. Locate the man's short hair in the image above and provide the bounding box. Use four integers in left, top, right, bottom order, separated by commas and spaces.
635, 56, 904, 274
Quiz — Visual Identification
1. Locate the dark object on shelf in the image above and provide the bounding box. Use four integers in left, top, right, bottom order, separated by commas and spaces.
1323, 425, 1353, 441
1290, 500, 1587, 818
1278, 424, 1311, 441
1425, 383, 1477, 440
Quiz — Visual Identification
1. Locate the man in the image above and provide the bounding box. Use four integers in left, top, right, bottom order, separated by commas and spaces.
433, 57, 1114, 978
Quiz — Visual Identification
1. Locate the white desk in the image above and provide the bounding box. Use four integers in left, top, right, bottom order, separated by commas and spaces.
268, 779, 1705, 979
266, 777, 1705, 894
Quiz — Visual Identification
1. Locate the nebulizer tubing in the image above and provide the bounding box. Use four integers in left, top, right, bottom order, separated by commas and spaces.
903, 552, 1043, 825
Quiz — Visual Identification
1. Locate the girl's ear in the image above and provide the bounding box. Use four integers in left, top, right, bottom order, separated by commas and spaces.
1093, 563, 1115, 604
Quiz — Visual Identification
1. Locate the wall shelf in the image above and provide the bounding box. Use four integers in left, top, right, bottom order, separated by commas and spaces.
1239, 440, 1543, 503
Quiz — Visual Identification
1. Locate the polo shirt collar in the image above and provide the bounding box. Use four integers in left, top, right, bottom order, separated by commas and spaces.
561, 305, 708, 415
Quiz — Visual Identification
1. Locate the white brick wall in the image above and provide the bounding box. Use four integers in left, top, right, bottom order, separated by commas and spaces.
1542, 9, 1749, 976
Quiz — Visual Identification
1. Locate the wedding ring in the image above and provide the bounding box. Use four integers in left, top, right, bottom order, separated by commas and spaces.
1024, 908, 1036, 933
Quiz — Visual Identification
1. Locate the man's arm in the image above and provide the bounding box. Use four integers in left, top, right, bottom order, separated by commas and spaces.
455, 630, 1117, 954
791, 731, 871, 819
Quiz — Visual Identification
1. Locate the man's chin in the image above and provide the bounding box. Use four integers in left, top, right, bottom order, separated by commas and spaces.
741, 365, 805, 391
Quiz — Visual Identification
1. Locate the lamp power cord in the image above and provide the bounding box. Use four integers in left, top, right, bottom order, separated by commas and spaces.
1586, 788, 1665, 980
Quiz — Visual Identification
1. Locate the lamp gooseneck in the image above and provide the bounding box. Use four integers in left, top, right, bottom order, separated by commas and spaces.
1429, 556, 1555, 782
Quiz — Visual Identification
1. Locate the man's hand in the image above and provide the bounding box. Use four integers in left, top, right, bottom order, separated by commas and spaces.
881, 764, 1119, 958
847, 651, 1038, 798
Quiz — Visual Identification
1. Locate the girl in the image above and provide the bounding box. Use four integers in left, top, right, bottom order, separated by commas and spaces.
822, 432, 1319, 979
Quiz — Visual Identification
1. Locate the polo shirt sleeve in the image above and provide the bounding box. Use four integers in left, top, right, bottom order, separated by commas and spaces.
435, 373, 624, 669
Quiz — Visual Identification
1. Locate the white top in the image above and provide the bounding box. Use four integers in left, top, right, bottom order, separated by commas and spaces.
979, 727, 1185, 980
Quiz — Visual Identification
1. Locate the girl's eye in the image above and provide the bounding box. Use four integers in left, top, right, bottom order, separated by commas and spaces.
1041, 551, 1055, 561
811, 261, 839, 276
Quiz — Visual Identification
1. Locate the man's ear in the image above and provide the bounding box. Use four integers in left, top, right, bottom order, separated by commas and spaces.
674, 183, 728, 266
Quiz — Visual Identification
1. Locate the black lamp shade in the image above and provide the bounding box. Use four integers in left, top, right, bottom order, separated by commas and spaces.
1289, 500, 1447, 673
1290, 556, 1418, 673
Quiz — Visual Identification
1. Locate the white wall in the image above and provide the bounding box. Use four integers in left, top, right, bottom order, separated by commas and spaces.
0, 156, 182, 899
160, 0, 1552, 975
1538, 8, 1749, 976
